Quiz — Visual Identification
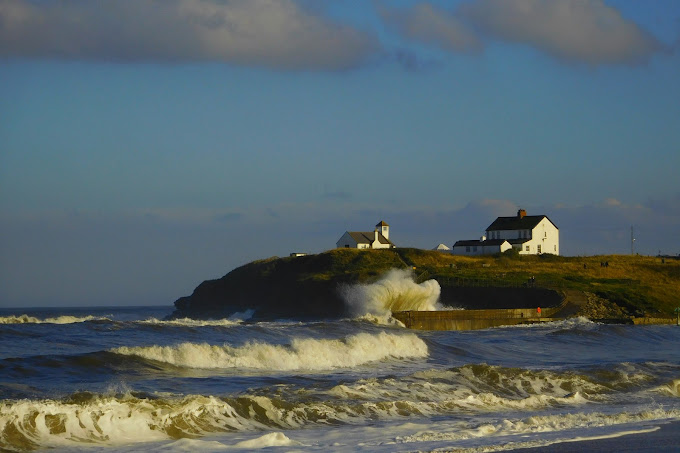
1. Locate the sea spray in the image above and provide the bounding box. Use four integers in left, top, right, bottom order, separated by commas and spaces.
111, 331, 428, 370
0, 314, 110, 324
341, 268, 443, 317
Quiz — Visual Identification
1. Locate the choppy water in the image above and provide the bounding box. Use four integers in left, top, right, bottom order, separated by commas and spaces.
1, 273, 679, 452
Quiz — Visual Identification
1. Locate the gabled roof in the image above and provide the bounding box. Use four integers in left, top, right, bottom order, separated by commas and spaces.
376, 220, 389, 227
347, 231, 393, 245
453, 239, 509, 247
486, 215, 558, 231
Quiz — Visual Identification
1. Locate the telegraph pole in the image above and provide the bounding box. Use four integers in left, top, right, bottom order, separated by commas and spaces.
631, 226, 636, 255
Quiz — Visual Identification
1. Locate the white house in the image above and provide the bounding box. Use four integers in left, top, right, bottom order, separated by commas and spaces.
336, 221, 395, 249
452, 210, 559, 256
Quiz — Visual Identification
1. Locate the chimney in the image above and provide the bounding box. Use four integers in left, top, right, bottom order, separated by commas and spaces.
374, 229, 379, 244
518, 209, 526, 219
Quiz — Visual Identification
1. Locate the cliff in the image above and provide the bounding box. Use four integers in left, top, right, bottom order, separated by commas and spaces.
172, 249, 680, 321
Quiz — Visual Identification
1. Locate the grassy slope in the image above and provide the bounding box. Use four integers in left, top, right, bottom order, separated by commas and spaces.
393, 248, 680, 316
282, 248, 679, 316
176, 248, 680, 318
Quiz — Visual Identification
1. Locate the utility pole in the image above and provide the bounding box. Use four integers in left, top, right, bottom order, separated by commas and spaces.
631, 226, 636, 255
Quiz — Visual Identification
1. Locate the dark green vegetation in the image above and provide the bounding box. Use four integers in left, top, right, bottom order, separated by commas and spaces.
172, 248, 680, 320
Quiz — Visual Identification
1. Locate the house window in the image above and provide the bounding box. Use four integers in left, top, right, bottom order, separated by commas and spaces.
473, 246, 477, 252
345, 245, 350, 248
537, 245, 542, 254
525, 245, 530, 252
466, 246, 470, 252
554, 245, 557, 252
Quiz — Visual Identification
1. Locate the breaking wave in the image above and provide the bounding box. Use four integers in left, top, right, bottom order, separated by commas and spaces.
137, 316, 246, 328
110, 331, 428, 370
2, 362, 678, 451
0, 314, 110, 325
395, 409, 680, 451
341, 268, 443, 318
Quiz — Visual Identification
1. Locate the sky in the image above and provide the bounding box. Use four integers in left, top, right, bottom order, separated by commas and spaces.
1, 0, 679, 308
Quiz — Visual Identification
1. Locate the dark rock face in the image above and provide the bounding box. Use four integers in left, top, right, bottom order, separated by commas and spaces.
173, 277, 346, 320
439, 287, 562, 310
171, 253, 361, 320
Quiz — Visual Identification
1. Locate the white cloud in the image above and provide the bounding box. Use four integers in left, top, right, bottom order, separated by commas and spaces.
460, 0, 665, 65
378, 2, 482, 53
0, 0, 378, 70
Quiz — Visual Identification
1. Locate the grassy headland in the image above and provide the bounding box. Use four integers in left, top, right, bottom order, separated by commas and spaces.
173, 248, 680, 320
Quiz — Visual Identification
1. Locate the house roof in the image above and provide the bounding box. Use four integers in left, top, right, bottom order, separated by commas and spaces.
486, 215, 558, 231
347, 231, 393, 245
376, 220, 389, 227
453, 239, 509, 247
507, 238, 531, 245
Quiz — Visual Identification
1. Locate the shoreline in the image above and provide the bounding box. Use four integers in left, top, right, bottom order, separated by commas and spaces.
508, 420, 680, 452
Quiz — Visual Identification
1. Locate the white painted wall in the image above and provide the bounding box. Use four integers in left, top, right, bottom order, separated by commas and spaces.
514, 218, 559, 255
487, 217, 559, 256
451, 241, 511, 256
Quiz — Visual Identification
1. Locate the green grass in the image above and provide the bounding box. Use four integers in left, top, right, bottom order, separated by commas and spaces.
222, 248, 680, 317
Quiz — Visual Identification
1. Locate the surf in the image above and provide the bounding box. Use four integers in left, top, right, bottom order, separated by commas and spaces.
341, 269, 444, 319
0, 314, 110, 324
110, 331, 428, 371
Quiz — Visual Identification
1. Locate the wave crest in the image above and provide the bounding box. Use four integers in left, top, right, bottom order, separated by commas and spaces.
341, 269, 442, 318
111, 331, 428, 370
0, 314, 109, 325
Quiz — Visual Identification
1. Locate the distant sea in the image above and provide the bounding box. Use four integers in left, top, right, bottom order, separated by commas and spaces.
1, 272, 679, 452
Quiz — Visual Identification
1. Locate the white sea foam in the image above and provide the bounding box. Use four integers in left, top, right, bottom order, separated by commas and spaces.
341, 268, 443, 318
0, 314, 109, 324
328, 365, 599, 416
656, 379, 680, 397
139, 310, 254, 327
396, 408, 680, 449
233, 432, 303, 448
110, 331, 428, 370
3, 394, 676, 452
503, 316, 597, 330
139, 317, 242, 327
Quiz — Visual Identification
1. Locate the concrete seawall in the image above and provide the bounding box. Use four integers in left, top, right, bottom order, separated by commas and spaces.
392, 306, 563, 331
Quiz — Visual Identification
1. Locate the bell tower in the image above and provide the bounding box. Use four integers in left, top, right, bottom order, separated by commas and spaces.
376, 220, 389, 240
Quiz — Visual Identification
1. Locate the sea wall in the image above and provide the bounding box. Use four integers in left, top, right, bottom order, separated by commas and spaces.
392, 305, 563, 331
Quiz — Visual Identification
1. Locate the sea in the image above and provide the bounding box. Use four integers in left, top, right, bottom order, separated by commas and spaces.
1, 270, 679, 452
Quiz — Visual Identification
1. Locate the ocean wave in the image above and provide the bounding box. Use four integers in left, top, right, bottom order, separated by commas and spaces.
341, 268, 443, 317
395, 408, 680, 450
502, 316, 598, 330
328, 364, 606, 412
110, 331, 428, 370
655, 379, 680, 397
137, 317, 242, 327
3, 387, 678, 452
0, 314, 110, 325
138, 309, 254, 327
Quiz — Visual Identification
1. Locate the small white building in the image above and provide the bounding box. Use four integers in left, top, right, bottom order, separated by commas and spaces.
452, 238, 512, 256
452, 210, 559, 256
336, 221, 395, 249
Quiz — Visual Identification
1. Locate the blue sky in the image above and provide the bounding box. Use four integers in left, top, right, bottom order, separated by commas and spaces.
1, 0, 679, 307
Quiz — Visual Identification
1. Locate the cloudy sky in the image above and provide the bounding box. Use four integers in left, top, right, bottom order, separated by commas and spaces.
1, 0, 679, 307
